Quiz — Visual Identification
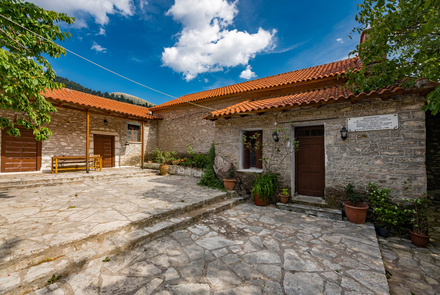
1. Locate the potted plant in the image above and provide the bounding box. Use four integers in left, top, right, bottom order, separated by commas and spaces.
159, 160, 169, 175
407, 195, 432, 247
278, 188, 289, 204
368, 183, 405, 238
252, 173, 278, 206
223, 164, 237, 191
343, 183, 369, 224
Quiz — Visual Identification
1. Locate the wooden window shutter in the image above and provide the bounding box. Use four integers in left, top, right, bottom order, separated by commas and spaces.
256, 130, 263, 169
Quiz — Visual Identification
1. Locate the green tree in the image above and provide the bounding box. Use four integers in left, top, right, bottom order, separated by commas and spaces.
346, 0, 440, 114
0, 0, 74, 140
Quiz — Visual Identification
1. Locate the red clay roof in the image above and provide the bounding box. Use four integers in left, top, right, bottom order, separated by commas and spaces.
43, 88, 160, 120
205, 84, 407, 119
151, 57, 361, 110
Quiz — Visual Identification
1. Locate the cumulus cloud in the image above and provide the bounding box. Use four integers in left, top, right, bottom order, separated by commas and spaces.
336, 38, 344, 43
29, 0, 134, 27
97, 28, 106, 35
239, 65, 257, 80
91, 42, 107, 53
162, 0, 276, 81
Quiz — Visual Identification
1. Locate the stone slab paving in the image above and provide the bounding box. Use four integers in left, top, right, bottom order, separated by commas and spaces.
0, 174, 225, 272
34, 203, 390, 295
378, 202, 440, 295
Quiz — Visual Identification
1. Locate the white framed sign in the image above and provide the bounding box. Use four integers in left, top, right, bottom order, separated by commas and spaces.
348, 114, 398, 132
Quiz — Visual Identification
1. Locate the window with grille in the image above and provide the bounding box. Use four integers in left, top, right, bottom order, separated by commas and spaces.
127, 124, 140, 142
242, 130, 263, 169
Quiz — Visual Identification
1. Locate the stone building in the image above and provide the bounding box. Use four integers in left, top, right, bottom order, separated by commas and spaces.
151, 57, 439, 204
0, 88, 160, 173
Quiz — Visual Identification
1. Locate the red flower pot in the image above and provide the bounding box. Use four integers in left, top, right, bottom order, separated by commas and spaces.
223, 179, 236, 191
254, 194, 269, 206
343, 201, 369, 224
409, 230, 430, 248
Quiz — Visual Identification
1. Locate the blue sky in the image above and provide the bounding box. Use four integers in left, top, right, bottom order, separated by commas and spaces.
30, 0, 362, 105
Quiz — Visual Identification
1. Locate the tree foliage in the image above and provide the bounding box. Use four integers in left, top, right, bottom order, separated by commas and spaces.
346, 0, 440, 114
0, 0, 74, 140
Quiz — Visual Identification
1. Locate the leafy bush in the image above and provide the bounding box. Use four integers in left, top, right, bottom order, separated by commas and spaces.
345, 183, 363, 204
368, 183, 407, 230
406, 195, 432, 236
152, 148, 176, 164
192, 154, 210, 169
225, 164, 236, 180
153, 148, 163, 163
198, 144, 224, 190
252, 173, 278, 203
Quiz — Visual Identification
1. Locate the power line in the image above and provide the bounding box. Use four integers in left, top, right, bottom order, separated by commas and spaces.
0, 13, 217, 111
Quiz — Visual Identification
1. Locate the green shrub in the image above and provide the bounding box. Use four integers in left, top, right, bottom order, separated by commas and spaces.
153, 148, 163, 163
198, 144, 224, 190
192, 154, 210, 169
368, 182, 407, 230
345, 183, 363, 204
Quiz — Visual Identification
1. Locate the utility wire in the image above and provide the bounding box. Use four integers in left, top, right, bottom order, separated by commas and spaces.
0, 13, 217, 111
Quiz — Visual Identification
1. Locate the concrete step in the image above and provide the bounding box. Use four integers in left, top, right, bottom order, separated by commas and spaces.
0, 169, 157, 190
276, 202, 342, 220
290, 195, 334, 209
0, 194, 245, 295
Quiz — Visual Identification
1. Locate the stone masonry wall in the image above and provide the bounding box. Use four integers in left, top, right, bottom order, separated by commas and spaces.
0, 108, 155, 171
214, 93, 427, 205
426, 112, 440, 200
153, 95, 251, 154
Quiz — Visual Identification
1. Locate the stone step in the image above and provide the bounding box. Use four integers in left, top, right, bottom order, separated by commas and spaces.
0, 169, 157, 190
290, 195, 334, 209
1, 196, 245, 295
276, 202, 342, 220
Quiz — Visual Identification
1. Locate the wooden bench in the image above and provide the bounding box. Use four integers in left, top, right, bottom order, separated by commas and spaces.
51, 155, 102, 174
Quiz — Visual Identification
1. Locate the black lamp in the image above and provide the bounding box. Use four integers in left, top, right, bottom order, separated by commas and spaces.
340, 126, 348, 140
104, 119, 108, 126
272, 131, 279, 142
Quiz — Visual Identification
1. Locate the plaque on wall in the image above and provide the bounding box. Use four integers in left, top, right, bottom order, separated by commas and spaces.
348, 114, 398, 132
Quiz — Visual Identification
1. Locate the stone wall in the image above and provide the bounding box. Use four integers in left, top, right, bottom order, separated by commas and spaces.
426, 112, 440, 200
0, 108, 155, 171
153, 95, 250, 154
214, 93, 427, 205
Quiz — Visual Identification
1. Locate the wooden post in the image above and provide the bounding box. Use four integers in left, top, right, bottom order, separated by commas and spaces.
86, 109, 90, 173
141, 120, 145, 168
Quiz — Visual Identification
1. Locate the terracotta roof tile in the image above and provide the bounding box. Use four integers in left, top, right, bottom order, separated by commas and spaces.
151, 57, 361, 110
206, 84, 406, 119
43, 88, 160, 120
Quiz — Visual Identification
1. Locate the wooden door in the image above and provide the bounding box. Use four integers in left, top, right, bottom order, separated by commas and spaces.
1, 128, 41, 173
94, 135, 114, 168
295, 126, 325, 197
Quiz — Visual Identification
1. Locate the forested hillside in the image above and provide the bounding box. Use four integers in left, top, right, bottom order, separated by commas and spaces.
54, 76, 155, 107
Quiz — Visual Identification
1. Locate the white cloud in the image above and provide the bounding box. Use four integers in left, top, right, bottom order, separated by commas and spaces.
162, 0, 276, 81
28, 0, 134, 27
204, 78, 209, 83
239, 65, 257, 80
91, 42, 107, 53
139, 0, 148, 12
336, 38, 344, 43
97, 28, 106, 36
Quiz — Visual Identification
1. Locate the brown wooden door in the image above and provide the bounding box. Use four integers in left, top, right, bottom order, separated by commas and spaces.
1, 128, 41, 173
295, 126, 325, 197
94, 135, 114, 168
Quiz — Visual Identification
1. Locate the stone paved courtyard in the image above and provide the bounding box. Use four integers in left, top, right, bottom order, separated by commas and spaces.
0, 174, 225, 270
33, 203, 390, 295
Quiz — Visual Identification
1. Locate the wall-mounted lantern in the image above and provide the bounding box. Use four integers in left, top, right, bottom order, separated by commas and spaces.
340, 126, 348, 141
272, 130, 279, 142
103, 119, 108, 126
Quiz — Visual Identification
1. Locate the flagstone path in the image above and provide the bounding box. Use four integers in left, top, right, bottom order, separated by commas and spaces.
33, 203, 390, 295
0, 174, 226, 272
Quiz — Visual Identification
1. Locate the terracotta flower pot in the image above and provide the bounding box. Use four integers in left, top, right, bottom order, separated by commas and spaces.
159, 164, 169, 175
409, 230, 430, 248
223, 179, 236, 191
278, 194, 289, 204
343, 201, 369, 224
254, 194, 269, 206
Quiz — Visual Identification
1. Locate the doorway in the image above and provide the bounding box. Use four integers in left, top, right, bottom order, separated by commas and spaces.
93, 134, 115, 168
